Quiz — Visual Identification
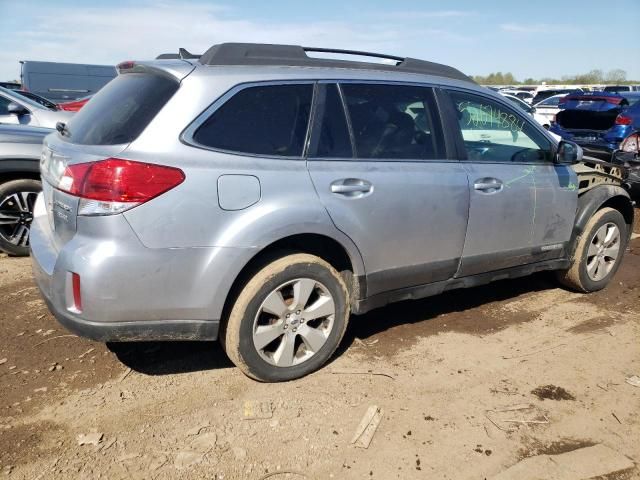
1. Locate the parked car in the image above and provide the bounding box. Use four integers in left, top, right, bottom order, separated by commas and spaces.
532, 88, 581, 105
550, 91, 640, 159
603, 85, 640, 93
533, 94, 567, 126
0, 124, 49, 255
501, 93, 556, 130
20, 61, 117, 102
500, 89, 534, 104
31, 43, 634, 382
0, 82, 20, 90
57, 95, 92, 112
0, 86, 74, 128
14, 90, 59, 110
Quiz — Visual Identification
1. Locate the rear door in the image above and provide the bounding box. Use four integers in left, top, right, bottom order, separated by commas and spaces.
307, 82, 469, 296
444, 89, 577, 276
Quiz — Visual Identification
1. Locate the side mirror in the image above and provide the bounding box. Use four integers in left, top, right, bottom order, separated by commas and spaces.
7, 102, 29, 116
556, 140, 583, 165
530, 106, 537, 113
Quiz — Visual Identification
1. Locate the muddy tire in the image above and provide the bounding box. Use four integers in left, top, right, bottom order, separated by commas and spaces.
221, 253, 350, 382
0, 179, 41, 257
557, 207, 628, 292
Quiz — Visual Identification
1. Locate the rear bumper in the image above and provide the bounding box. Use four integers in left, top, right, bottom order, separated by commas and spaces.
38, 292, 219, 341
30, 193, 254, 342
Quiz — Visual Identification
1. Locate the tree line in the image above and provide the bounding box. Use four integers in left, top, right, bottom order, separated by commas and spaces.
472, 69, 637, 85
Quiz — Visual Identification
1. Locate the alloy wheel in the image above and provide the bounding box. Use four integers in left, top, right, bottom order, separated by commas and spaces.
252, 278, 336, 367
586, 222, 621, 282
0, 191, 38, 248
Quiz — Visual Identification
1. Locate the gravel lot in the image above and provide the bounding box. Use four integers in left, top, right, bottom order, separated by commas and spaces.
0, 209, 639, 479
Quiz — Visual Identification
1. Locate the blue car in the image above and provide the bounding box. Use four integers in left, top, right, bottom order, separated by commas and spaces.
550, 91, 640, 159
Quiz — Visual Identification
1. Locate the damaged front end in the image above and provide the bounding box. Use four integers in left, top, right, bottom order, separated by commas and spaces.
572, 157, 626, 194
572, 131, 640, 196
610, 132, 640, 194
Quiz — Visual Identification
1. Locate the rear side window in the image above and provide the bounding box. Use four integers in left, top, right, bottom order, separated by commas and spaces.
340, 84, 444, 160
193, 84, 313, 157
65, 73, 178, 145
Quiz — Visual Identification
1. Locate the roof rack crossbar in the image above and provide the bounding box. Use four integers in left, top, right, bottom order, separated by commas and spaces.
302, 47, 404, 63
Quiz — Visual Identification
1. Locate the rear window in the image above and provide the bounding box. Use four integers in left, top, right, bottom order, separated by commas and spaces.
64, 73, 178, 145
193, 84, 313, 157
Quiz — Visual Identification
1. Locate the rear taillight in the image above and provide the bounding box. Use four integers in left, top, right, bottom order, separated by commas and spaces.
58, 158, 184, 215
615, 114, 633, 125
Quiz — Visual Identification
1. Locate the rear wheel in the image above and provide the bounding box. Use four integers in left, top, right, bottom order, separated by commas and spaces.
557, 207, 627, 292
0, 179, 41, 256
222, 253, 350, 382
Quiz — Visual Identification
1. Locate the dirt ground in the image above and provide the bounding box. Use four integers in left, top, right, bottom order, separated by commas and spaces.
1, 211, 639, 479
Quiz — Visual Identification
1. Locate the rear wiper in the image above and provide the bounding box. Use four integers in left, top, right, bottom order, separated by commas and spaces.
55, 121, 70, 137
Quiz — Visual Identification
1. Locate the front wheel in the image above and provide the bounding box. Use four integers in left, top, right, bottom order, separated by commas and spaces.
0, 179, 41, 256
557, 207, 628, 292
222, 253, 350, 382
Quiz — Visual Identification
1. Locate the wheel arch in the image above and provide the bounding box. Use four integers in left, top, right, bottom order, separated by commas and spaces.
0, 159, 41, 185
220, 231, 366, 326
569, 185, 634, 257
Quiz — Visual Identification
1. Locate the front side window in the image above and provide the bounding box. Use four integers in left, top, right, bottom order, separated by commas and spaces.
449, 91, 552, 163
340, 83, 444, 160
193, 84, 313, 157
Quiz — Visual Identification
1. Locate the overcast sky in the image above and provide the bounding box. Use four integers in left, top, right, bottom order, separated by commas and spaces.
1, 0, 639, 82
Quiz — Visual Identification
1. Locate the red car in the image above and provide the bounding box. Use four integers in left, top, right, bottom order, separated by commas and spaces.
57, 95, 92, 112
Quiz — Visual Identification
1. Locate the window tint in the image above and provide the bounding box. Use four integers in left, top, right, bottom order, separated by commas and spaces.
315, 84, 353, 158
341, 84, 444, 159
194, 84, 313, 157
449, 91, 552, 163
65, 73, 178, 145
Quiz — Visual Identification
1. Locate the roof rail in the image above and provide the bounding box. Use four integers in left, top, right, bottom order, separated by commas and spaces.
198, 43, 474, 83
156, 48, 202, 60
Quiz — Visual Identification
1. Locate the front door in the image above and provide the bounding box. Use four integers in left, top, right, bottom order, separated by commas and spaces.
445, 89, 577, 277
307, 83, 469, 296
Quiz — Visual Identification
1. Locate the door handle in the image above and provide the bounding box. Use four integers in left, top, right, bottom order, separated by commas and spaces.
330, 179, 373, 196
474, 178, 503, 193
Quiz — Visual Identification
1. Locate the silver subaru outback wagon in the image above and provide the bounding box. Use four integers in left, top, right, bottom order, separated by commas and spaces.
30, 43, 634, 382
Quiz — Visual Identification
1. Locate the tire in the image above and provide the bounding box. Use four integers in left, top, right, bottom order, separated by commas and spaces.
557, 207, 628, 292
0, 179, 41, 257
222, 253, 350, 382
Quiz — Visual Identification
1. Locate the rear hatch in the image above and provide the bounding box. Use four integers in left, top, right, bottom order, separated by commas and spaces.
40, 61, 191, 249
555, 93, 628, 138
